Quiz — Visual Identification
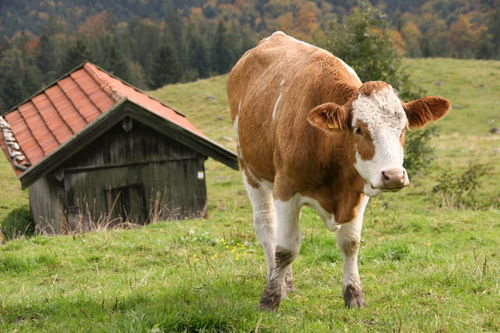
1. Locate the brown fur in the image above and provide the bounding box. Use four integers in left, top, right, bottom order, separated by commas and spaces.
228, 32, 450, 223
403, 96, 451, 128
228, 32, 363, 223
354, 120, 375, 160
308, 103, 350, 132
358, 81, 391, 96
238, 157, 259, 188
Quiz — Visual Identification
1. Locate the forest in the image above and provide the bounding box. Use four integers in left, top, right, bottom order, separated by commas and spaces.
0, 0, 498, 113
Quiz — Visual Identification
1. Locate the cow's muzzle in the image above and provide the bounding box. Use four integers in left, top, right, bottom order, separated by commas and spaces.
378, 168, 409, 191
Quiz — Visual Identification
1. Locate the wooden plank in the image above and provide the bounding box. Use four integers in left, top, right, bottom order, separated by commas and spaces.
64, 157, 196, 174
29, 174, 65, 234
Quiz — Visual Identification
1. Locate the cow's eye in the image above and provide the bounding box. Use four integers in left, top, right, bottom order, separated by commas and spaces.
354, 127, 362, 135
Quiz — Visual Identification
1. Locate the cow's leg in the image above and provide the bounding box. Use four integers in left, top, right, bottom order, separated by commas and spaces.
336, 196, 369, 308
259, 194, 301, 311
242, 173, 276, 281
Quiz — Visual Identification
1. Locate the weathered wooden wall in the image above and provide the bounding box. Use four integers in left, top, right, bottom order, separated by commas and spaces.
29, 175, 65, 233
29, 117, 208, 233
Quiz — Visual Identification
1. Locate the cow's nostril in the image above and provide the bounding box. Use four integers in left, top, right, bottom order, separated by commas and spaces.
381, 171, 390, 182
381, 169, 406, 188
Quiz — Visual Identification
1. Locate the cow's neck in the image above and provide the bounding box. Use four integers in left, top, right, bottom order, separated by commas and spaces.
301, 124, 365, 223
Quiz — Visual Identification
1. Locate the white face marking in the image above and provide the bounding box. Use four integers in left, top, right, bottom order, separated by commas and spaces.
351, 87, 409, 193
336, 57, 362, 84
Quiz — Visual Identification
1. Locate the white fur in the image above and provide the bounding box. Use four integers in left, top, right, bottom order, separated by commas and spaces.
272, 80, 285, 121
300, 195, 341, 232
351, 87, 409, 192
274, 196, 302, 255
242, 173, 276, 278
336, 195, 369, 290
269, 31, 331, 56
233, 114, 239, 138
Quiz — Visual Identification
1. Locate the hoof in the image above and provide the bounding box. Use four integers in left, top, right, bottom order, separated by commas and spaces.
259, 288, 281, 311
343, 284, 364, 308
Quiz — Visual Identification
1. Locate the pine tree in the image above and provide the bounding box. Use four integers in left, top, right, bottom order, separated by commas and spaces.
37, 34, 55, 74
150, 44, 181, 89
106, 44, 129, 80
187, 31, 209, 78
211, 21, 231, 74
2, 71, 28, 110
63, 37, 94, 71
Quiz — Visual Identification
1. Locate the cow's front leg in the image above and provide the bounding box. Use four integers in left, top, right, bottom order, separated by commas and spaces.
259, 195, 301, 311
336, 195, 369, 308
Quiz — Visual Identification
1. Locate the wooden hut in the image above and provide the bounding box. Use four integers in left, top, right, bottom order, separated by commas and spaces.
0, 62, 237, 233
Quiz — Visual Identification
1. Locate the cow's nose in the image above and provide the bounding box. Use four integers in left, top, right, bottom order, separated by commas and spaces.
381, 169, 407, 189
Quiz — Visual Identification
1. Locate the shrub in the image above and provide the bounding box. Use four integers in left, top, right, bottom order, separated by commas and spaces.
404, 126, 438, 177
0, 205, 34, 242
319, 1, 433, 176
432, 162, 494, 209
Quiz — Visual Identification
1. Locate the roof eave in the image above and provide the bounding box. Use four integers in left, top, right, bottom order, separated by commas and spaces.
18, 99, 238, 189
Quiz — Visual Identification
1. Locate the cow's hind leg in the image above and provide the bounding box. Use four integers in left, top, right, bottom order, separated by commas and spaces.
336, 196, 369, 308
242, 173, 276, 282
259, 195, 301, 311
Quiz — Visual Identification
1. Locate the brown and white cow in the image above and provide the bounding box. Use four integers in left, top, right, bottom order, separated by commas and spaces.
227, 31, 450, 311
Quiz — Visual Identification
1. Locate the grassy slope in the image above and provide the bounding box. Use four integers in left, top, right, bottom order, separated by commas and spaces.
0, 58, 498, 332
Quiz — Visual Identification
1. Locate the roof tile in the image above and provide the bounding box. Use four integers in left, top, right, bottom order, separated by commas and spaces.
0, 62, 210, 177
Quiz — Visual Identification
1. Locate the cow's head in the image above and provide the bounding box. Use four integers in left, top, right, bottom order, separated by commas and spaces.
307, 81, 450, 196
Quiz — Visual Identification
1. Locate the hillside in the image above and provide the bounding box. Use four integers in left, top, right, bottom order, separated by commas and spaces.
0, 58, 498, 331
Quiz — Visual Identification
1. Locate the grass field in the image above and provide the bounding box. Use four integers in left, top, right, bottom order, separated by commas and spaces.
0, 58, 499, 332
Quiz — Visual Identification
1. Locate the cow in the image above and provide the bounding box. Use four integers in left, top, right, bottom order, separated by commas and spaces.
227, 31, 450, 311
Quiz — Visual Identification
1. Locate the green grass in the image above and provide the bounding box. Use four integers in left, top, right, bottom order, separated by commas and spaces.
0, 58, 499, 332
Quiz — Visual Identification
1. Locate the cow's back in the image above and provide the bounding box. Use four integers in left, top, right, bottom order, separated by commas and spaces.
228, 32, 361, 184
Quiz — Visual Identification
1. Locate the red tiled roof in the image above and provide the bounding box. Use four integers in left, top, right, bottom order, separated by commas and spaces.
0, 62, 206, 176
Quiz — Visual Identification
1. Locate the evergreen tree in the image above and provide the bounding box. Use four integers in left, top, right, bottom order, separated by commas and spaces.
187, 31, 209, 78
211, 21, 232, 74
125, 18, 162, 78
165, 10, 185, 65
324, 1, 421, 100
2, 71, 28, 110
63, 37, 94, 71
105, 43, 129, 80
486, 3, 500, 59
36, 34, 56, 77
150, 43, 181, 89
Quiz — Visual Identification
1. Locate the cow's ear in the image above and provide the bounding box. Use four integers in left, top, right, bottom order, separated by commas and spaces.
403, 96, 451, 129
307, 102, 349, 132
